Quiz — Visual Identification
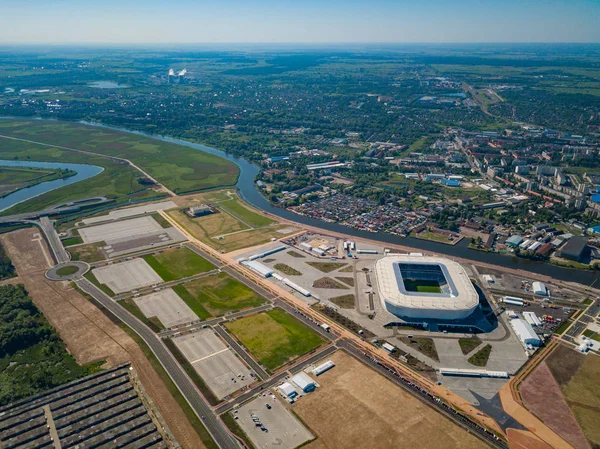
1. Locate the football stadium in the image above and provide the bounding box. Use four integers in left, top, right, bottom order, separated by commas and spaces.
374, 255, 479, 320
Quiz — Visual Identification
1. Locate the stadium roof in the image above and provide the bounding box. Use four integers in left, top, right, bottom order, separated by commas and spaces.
374, 255, 479, 320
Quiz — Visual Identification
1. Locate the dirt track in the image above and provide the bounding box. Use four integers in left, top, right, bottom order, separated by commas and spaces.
0, 228, 205, 449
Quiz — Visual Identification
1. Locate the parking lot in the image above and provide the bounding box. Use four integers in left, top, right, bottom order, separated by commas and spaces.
133, 288, 198, 328
92, 258, 163, 293
79, 216, 164, 244
172, 330, 255, 399
233, 394, 313, 449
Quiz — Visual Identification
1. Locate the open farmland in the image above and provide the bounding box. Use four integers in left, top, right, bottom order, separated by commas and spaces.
92, 258, 163, 293
224, 308, 324, 371
143, 247, 215, 281
173, 272, 265, 319
295, 351, 487, 449
0, 119, 239, 194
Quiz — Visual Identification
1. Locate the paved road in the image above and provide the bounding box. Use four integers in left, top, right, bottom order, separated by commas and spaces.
76, 278, 241, 449
159, 304, 273, 338
214, 325, 269, 380
39, 217, 70, 264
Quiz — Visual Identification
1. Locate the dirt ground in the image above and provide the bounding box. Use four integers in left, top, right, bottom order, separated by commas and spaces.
520, 362, 590, 449
507, 429, 554, 449
0, 228, 206, 449
293, 351, 488, 449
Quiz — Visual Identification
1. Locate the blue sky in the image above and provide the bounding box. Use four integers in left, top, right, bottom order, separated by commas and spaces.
1, 0, 599, 44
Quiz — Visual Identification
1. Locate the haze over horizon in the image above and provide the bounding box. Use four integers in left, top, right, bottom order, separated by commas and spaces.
1, 0, 599, 45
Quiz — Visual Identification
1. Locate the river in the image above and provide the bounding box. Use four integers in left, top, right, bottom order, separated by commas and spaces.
77, 121, 600, 286
0, 160, 103, 213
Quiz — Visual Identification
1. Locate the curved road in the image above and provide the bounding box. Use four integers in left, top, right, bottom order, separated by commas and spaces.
75, 278, 240, 449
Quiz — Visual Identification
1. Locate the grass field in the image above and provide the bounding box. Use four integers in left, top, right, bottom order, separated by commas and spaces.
458, 336, 482, 355
61, 235, 83, 246
468, 344, 492, 367
294, 351, 487, 449
143, 247, 215, 282
329, 294, 355, 309
582, 329, 600, 342
69, 242, 106, 263
56, 265, 80, 276
224, 308, 324, 371
288, 250, 305, 258
0, 137, 161, 215
313, 277, 349, 289
168, 208, 294, 253
0, 119, 239, 194
403, 279, 442, 293
218, 198, 275, 227
173, 272, 265, 319
0, 166, 75, 197
306, 261, 347, 273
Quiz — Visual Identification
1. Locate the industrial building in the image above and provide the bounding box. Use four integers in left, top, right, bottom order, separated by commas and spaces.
374, 255, 479, 320
523, 311, 542, 327
510, 318, 542, 347
312, 360, 335, 376
278, 382, 297, 398
439, 368, 509, 378
559, 236, 589, 262
505, 235, 524, 247
0, 364, 171, 448
532, 281, 548, 296
241, 260, 274, 278
291, 373, 316, 393
187, 204, 213, 217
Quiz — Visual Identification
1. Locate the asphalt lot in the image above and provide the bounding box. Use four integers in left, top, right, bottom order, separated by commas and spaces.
76, 278, 240, 449
134, 288, 198, 328
93, 258, 163, 293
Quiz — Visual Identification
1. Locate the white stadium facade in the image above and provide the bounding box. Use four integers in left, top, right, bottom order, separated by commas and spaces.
374, 255, 479, 320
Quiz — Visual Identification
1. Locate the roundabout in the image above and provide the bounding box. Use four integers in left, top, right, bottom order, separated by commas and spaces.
45, 261, 90, 281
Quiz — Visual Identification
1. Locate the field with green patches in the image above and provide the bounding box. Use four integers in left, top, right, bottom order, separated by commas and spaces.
218, 198, 275, 227
173, 272, 265, 319
0, 137, 160, 214
143, 247, 215, 282
224, 308, 324, 370
69, 242, 106, 263
0, 119, 239, 195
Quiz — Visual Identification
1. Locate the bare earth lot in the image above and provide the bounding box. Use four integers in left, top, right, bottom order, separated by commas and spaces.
294, 351, 487, 449
0, 228, 206, 448
520, 362, 590, 449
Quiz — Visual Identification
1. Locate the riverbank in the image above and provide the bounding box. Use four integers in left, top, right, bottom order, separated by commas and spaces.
4, 116, 600, 286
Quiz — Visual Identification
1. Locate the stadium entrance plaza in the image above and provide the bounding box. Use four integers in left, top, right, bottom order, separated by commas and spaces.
239, 237, 530, 403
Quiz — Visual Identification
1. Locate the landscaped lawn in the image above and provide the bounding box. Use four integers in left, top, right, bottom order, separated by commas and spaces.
143, 247, 215, 282
306, 261, 347, 273
225, 308, 324, 370
55, 265, 80, 276
458, 336, 482, 355
173, 272, 265, 319
468, 344, 492, 367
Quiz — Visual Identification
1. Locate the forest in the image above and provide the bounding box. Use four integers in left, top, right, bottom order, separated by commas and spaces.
0, 284, 99, 405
